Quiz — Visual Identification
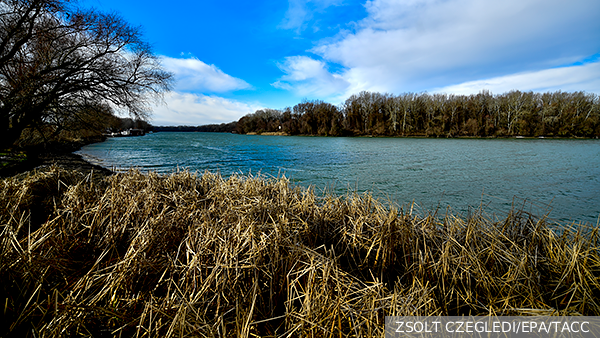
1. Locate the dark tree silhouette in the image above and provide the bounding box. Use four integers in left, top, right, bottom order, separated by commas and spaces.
0, 0, 172, 149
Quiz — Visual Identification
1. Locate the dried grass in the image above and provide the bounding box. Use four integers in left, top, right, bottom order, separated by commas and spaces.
1, 166, 599, 337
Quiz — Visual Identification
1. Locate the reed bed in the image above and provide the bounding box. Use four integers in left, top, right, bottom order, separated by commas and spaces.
1, 166, 599, 337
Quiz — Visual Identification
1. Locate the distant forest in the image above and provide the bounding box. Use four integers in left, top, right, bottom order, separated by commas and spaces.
235, 90, 600, 138
153, 122, 237, 133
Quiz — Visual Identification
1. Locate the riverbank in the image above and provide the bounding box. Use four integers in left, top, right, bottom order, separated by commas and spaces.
0, 138, 113, 179
2, 166, 599, 337
242, 131, 598, 139
237, 91, 600, 138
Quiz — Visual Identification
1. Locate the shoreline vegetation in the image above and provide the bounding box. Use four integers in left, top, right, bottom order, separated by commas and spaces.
2, 163, 600, 337
169, 90, 600, 139
235, 90, 600, 138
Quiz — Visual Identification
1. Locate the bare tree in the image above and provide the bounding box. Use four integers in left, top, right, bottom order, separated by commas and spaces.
0, 0, 172, 148
238, 90, 599, 138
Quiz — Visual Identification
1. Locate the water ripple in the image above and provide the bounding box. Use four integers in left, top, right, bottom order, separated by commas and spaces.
78, 133, 600, 225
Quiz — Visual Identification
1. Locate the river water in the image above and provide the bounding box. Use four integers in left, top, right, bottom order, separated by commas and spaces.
77, 132, 600, 225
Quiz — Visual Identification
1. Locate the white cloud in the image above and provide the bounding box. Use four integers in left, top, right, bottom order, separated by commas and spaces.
279, 0, 343, 33
161, 56, 251, 93
149, 92, 262, 126
272, 56, 350, 98
433, 61, 600, 95
279, 0, 310, 32
278, 0, 600, 97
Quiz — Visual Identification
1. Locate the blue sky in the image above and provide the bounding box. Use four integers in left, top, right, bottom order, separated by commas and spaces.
80, 0, 600, 126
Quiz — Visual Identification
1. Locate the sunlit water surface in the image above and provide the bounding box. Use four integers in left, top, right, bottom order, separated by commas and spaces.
78, 133, 600, 225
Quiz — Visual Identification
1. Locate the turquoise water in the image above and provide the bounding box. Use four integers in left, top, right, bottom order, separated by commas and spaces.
78, 132, 600, 225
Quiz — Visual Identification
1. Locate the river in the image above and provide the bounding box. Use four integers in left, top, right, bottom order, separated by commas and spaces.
77, 132, 600, 225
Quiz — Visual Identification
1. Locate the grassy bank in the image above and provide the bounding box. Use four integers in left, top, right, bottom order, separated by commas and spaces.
0, 136, 111, 179
1, 167, 599, 337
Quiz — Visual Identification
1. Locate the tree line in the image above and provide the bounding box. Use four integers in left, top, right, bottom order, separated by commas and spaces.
1, 0, 171, 150
152, 122, 237, 133
237, 90, 600, 138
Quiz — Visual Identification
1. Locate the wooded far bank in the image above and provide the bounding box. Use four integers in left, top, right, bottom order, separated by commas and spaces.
233, 90, 600, 138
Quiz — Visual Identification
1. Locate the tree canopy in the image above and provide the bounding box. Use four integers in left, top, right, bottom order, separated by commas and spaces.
237, 90, 600, 138
0, 0, 172, 149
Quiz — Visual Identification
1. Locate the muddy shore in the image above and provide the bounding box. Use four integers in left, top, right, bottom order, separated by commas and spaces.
1, 150, 113, 179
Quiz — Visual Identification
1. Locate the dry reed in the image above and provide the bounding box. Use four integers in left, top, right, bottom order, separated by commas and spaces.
1, 166, 599, 337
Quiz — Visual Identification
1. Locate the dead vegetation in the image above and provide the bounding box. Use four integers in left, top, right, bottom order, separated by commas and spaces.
1, 167, 599, 337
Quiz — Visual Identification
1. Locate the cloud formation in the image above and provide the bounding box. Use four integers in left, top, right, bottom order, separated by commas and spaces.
279, 0, 343, 33
434, 61, 600, 95
277, 0, 600, 100
150, 92, 262, 126
272, 56, 350, 98
161, 56, 251, 93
